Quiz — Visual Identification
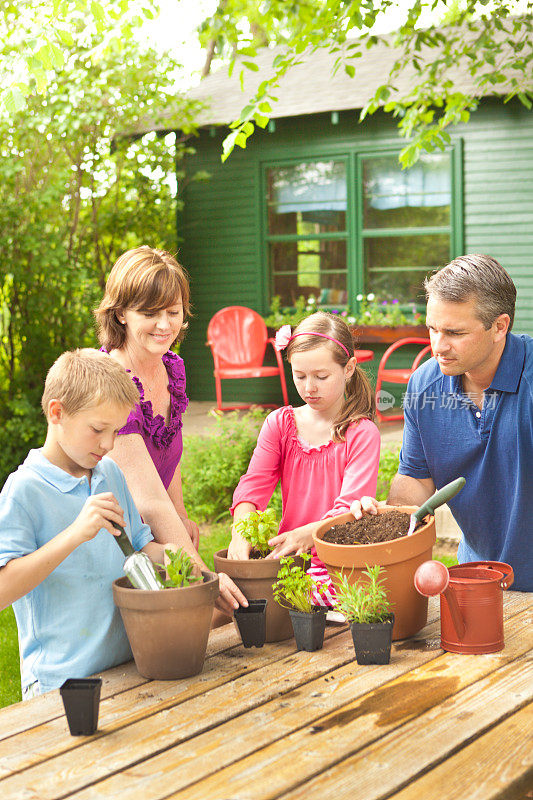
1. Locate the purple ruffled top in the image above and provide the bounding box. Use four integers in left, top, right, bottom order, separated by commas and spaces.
101, 349, 188, 490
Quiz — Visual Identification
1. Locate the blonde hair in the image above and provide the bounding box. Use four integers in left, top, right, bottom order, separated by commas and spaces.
94, 246, 191, 350
286, 312, 375, 441
41, 349, 139, 418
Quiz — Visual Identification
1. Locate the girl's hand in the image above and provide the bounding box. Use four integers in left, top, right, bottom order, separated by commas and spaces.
216, 572, 248, 615
227, 532, 253, 560
70, 493, 126, 545
266, 523, 315, 559
350, 496, 379, 519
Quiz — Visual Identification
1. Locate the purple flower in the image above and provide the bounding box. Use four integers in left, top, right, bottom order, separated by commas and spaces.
393, 298, 399, 304
332, 308, 339, 314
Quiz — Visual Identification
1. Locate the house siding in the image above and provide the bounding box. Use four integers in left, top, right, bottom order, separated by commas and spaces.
178, 99, 533, 401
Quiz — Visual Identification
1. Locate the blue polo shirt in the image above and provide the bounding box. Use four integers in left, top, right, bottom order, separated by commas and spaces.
0, 450, 153, 694
399, 332, 533, 591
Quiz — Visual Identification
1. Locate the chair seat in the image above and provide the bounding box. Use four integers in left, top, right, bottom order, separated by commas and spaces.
379, 368, 415, 384
215, 366, 283, 379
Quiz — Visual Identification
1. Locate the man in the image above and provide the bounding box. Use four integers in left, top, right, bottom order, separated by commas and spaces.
355, 254, 532, 591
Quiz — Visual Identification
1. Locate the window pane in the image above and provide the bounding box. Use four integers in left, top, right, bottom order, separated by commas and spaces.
267, 161, 346, 235
364, 232, 450, 303
363, 153, 451, 229
270, 239, 347, 306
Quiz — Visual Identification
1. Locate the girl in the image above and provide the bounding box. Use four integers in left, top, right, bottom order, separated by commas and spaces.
227, 311, 381, 603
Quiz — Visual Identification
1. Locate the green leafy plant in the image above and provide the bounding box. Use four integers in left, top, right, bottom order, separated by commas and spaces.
262, 294, 315, 328
376, 446, 401, 502
234, 507, 279, 557
181, 409, 273, 523
273, 554, 327, 613
350, 294, 425, 327
157, 548, 202, 589
334, 565, 392, 624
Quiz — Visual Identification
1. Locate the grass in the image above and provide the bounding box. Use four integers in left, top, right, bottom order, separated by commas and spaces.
0, 606, 21, 707
0, 524, 457, 709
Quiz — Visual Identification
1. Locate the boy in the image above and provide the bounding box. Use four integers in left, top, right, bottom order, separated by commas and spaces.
0, 349, 172, 698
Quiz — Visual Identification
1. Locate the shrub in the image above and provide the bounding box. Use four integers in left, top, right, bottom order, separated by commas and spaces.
181, 408, 278, 522
376, 445, 400, 502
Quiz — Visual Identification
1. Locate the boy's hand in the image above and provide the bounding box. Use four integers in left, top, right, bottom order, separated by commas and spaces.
69, 493, 126, 545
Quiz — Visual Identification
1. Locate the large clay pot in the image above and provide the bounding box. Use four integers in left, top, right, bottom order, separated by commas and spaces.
214, 550, 304, 642
112, 571, 219, 679
313, 506, 436, 640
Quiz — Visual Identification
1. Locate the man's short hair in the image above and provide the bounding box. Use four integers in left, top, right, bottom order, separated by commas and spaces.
41, 349, 139, 418
424, 254, 516, 329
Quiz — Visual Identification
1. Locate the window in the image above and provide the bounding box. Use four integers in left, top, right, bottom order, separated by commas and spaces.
265, 160, 348, 306
359, 152, 454, 304
263, 148, 460, 310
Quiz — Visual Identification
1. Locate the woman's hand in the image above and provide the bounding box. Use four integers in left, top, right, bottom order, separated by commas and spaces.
266, 523, 315, 559
180, 515, 200, 549
216, 572, 248, 615
350, 496, 379, 519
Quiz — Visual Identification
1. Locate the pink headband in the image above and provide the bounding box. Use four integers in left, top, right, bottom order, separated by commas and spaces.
274, 324, 352, 358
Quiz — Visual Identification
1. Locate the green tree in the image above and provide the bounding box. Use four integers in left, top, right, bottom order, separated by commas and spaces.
0, 10, 201, 484
0, 0, 157, 113
198, 0, 533, 165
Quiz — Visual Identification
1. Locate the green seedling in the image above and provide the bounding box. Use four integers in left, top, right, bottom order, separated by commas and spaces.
234, 507, 279, 557
156, 548, 203, 589
334, 564, 392, 624
273, 554, 327, 613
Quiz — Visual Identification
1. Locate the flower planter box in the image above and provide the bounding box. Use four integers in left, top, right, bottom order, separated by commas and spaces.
350, 325, 428, 345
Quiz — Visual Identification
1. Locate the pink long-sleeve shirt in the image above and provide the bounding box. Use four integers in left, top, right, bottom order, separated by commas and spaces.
231, 407, 381, 534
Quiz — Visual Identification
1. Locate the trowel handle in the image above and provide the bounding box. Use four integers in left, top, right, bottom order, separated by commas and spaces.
111, 521, 135, 557
414, 477, 466, 522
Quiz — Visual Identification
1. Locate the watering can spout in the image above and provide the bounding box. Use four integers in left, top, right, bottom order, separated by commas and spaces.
414, 561, 466, 640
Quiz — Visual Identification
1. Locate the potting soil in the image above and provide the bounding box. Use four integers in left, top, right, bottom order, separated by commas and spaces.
322, 511, 413, 544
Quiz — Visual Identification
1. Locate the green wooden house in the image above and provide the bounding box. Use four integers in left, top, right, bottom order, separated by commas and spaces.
154, 36, 533, 403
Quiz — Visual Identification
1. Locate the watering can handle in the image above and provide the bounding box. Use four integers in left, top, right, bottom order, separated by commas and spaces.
467, 560, 514, 589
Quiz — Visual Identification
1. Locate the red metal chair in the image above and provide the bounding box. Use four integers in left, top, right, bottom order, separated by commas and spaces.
206, 306, 289, 411
375, 337, 432, 423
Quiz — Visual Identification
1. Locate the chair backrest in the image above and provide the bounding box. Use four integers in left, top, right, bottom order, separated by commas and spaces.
378, 337, 432, 373
207, 306, 268, 368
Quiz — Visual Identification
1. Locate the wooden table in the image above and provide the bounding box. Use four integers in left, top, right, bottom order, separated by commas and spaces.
1, 593, 531, 800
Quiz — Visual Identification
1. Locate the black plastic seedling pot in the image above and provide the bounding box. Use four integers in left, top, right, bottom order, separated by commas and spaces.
289, 608, 327, 652
350, 614, 395, 665
234, 599, 268, 647
60, 678, 102, 736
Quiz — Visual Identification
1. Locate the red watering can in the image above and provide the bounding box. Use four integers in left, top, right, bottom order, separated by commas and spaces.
414, 560, 514, 654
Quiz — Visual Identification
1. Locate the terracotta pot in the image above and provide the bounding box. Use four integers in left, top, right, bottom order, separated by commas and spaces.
112, 571, 219, 679
214, 550, 305, 642
350, 324, 428, 344
313, 506, 436, 640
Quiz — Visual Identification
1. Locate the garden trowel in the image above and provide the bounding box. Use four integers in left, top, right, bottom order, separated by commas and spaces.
407, 477, 466, 535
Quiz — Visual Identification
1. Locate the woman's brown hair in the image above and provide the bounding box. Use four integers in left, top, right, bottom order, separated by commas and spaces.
286, 311, 375, 441
94, 246, 191, 350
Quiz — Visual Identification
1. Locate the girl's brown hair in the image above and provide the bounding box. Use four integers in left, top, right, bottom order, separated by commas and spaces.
286, 311, 375, 441
94, 246, 191, 350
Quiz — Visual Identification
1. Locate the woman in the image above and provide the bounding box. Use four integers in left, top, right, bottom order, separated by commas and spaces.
95, 246, 246, 617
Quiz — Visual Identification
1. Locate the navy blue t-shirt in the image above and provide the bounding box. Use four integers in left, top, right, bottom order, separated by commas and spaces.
399, 332, 533, 591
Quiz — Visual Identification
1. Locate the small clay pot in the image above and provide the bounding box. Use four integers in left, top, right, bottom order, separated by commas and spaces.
350, 614, 395, 665
314, 507, 436, 640
289, 608, 327, 652
214, 550, 307, 642
234, 599, 267, 648
112, 571, 219, 679
60, 678, 102, 736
